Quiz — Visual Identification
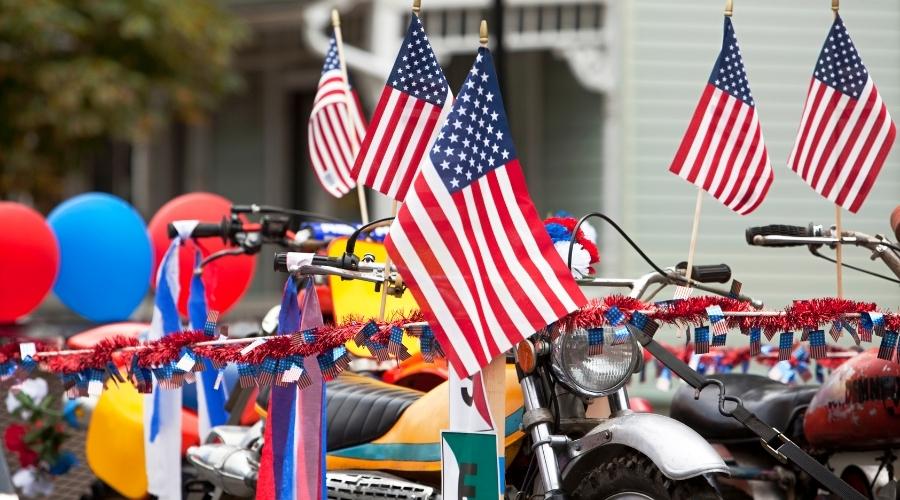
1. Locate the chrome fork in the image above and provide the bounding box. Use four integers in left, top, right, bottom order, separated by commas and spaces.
519, 371, 568, 499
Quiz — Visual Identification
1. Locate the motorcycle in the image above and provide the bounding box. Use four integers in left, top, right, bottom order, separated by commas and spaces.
190, 214, 771, 499
670, 209, 900, 499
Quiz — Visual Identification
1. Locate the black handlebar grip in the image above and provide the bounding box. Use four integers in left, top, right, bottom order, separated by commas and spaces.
676, 262, 732, 283
166, 221, 225, 239
745, 224, 810, 246
691, 263, 732, 283
191, 222, 226, 238
273, 252, 288, 273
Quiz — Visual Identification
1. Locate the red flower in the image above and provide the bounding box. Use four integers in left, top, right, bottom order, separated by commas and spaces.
4, 424, 38, 467
4, 424, 26, 452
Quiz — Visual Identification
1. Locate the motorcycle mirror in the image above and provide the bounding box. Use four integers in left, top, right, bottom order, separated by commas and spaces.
261, 305, 281, 335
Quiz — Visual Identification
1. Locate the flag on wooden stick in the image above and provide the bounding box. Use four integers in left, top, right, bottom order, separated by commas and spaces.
351, 13, 451, 201
669, 17, 773, 215
385, 46, 586, 377
308, 35, 367, 198
787, 15, 895, 213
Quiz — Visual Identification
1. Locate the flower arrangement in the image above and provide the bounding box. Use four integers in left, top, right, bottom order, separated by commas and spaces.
4, 377, 77, 497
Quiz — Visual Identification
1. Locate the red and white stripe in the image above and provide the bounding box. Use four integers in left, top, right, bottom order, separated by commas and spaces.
669, 85, 773, 215
385, 158, 586, 377
352, 86, 451, 201
788, 78, 896, 213
308, 68, 367, 198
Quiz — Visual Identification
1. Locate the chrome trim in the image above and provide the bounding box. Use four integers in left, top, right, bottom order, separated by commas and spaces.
607, 387, 630, 415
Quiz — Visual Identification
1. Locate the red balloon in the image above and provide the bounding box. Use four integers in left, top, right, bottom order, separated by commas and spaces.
147, 193, 256, 316
0, 203, 60, 323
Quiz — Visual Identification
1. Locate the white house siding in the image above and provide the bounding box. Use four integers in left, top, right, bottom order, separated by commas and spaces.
619, 0, 900, 309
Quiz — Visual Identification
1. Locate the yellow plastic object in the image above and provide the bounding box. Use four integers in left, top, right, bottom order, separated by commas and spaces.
325, 364, 524, 472
85, 381, 147, 498
326, 238, 421, 357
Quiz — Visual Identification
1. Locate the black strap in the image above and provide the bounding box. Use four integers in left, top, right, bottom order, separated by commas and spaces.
629, 325, 866, 500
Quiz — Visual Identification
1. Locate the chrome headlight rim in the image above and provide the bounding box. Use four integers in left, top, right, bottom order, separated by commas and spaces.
550, 327, 641, 398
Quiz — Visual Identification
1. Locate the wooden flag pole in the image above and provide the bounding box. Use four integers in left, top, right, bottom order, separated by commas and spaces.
479, 20, 507, 496
831, 0, 844, 299
377, 0, 419, 320
332, 9, 370, 225
684, 188, 704, 286
377, 199, 399, 320
685, 0, 733, 286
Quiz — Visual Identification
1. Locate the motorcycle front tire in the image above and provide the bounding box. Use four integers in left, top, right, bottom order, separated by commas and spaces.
571, 450, 721, 500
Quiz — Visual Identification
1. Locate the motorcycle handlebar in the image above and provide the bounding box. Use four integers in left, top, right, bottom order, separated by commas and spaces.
273, 252, 337, 272
167, 220, 231, 240
745, 224, 810, 247
676, 262, 732, 283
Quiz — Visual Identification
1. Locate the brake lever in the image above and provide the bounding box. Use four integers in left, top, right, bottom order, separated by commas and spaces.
199, 247, 248, 271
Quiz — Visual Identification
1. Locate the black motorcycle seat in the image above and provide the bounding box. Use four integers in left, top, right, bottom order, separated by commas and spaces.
256, 373, 424, 451
669, 373, 819, 443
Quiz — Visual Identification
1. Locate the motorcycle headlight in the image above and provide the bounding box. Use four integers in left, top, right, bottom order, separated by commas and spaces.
551, 327, 640, 398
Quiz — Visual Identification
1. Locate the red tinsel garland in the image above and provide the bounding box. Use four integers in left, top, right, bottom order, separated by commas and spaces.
0, 297, 893, 377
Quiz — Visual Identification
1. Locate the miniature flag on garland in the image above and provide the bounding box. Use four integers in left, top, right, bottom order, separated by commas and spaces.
877, 330, 897, 361
387, 326, 411, 360
787, 15, 896, 213
706, 306, 729, 336
309, 35, 368, 198
605, 306, 630, 345
587, 328, 604, 356
668, 16, 774, 215
385, 44, 587, 377
629, 312, 659, 337
351, 13, 452, 201
860, 312, 885, 342
694, 326, 710, 354
808, 330, 827, 359
779, 332, 794, 362
829, 319, 844, 342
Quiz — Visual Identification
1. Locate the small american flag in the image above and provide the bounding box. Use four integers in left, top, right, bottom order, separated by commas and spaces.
669, 17, 773, 215
694, 326, 710, 354
778, 332, 794, 362
877, 330, 897, 361
808, 330, 827, 359
352, 14, 451, 201
309, 35, 367, 198
749, 327, 761, 356
385, 47, 587, 377
788, 15, 895, 213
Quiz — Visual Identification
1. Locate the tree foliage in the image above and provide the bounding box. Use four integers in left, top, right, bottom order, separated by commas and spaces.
0, 0, 246, 205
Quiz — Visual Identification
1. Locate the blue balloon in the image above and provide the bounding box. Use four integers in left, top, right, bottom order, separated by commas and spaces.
49, 193, 153, 322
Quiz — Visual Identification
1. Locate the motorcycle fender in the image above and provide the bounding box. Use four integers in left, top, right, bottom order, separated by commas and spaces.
561, 412, 728, 488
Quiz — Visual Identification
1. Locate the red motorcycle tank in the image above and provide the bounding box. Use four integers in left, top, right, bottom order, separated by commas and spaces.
803, 349, 900, 450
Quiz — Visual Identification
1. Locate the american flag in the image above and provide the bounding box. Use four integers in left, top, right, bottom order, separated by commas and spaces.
308, 35, 367, 198
669, 17, 773, 215
385, 47, 586, 377
787, 15, 896, 213
351, 14, 451, 201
